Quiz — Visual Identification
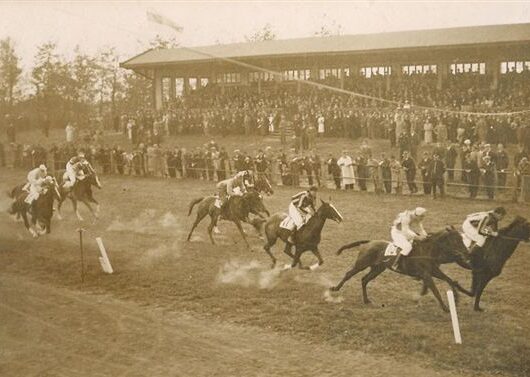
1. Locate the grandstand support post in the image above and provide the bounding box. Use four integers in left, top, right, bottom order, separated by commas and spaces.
78, 228, 85, 283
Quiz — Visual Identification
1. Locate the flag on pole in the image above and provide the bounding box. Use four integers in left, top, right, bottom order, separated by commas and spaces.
146, 10, 183, 32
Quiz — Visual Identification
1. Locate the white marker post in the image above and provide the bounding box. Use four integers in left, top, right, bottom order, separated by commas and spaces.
95, 237, 113, 274
446, 290, 462, 344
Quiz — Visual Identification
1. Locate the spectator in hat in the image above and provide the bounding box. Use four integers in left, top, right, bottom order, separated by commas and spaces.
430, 153, 446, 199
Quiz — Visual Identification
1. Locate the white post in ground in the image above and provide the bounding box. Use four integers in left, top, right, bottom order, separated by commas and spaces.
447, 290, 462, 344
95, 237, 113, 274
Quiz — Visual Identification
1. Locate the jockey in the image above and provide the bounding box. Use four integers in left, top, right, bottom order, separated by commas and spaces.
390, 207, 428, 269
462, 207, 506, 255
24, 164, 48, 206
213, 170, 249, 234
288, 186, 318, 242
64, 152, 89, 188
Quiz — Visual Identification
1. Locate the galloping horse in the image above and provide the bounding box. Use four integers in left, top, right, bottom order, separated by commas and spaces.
262, 200, 343, 269
187, 191, 269, 247
331, 227, 470, 312
8, 176, 61, 237
469, 216, 530, 311
57, 164, 102, 221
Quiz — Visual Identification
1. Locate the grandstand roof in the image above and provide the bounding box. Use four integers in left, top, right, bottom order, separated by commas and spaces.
122, 23, 530, 68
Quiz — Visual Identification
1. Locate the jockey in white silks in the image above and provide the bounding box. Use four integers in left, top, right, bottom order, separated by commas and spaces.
287, 186, 318, 242
462, 207, 506, 253
24, 164, 48, 205
390, 207, 428, 269
213, 171, 249, 234
63, 153, 89, 189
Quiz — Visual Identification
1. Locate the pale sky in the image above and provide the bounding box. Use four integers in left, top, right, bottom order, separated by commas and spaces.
1, 0, 530, 71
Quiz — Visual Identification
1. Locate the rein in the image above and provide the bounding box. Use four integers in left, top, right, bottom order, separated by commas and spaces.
497, 235, 529, 243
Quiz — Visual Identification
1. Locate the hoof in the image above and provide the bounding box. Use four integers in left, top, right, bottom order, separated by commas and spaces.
329, 286, 339, 292
309, 263, 320, 271
363, 299, 372, 305
474, 306, 484, 312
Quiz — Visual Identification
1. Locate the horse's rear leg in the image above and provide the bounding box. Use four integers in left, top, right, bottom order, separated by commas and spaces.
361, 265, 386, 304
187, 214, 203, 241
330, 261, 368, 292
422, 273, 449, 312
207, 214, 218, 245
263, 242, 277, 268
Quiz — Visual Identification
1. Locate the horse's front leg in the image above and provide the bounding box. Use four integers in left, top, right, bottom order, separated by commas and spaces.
422, 272, 449, 312
71, 198, 84, 221
233, 219, 250, 248
431, 266, 473, 299
309, 247, 324, 270
21, 210, 37, 238
291, 248, 305, 269
81, 199, 97, 221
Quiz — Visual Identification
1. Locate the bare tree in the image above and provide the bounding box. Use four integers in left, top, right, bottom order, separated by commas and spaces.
245, 23, 277, 42
314, 16, 344, 37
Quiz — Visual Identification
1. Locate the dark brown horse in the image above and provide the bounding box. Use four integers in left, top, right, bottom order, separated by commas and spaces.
8, 176, 61, 237
469, 216, 530, 311
57, 167, 101, 221
187, 191, 269, 247
331, 228, 470, 312
262, 200, 343, 269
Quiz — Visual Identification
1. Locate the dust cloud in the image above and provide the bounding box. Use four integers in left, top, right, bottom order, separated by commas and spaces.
216, 260, 284, 290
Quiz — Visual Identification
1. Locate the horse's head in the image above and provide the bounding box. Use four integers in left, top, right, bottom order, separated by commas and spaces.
244, 191, 270, 217
317, 199, 343, 223
432, 225, 469, 262
501, 216, 530, 242
44, 176, 62, 201
86, 169, 102, 189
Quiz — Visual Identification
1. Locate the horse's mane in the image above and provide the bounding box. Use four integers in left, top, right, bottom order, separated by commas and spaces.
499, 216, 527, 234
427, 227, 458, 244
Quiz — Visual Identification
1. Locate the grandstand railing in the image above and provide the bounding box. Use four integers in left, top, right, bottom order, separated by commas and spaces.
3, 152, 529, 203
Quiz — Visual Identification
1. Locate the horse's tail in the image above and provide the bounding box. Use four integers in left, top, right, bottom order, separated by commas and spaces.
188, 197, 204, 216
336, 240, 371, 255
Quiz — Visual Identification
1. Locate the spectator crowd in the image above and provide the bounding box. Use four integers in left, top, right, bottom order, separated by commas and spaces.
1, 68, 530, 202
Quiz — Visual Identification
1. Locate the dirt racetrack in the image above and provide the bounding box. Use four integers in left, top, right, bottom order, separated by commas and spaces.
1, 168, 529, 376
1, 273, 486, 377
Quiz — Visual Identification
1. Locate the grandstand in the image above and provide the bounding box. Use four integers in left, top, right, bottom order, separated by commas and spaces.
121, 23, 530, 110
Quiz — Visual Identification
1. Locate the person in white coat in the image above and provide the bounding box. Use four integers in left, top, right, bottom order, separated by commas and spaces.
337, 151, 355, 189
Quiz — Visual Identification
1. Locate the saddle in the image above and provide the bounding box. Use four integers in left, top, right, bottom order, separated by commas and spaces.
384, 243, 400, 256
280, 216, 295, 231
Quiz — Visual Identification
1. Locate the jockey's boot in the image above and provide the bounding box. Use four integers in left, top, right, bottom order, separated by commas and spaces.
469, 244, 484, 269
392, 253, 403, 270
287, 229, 297, 244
